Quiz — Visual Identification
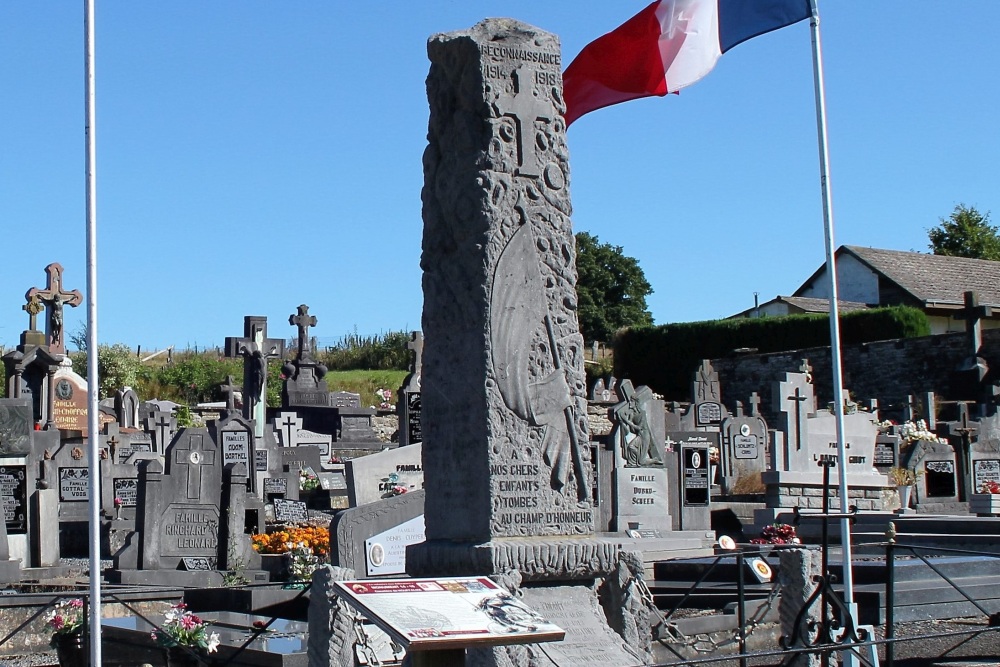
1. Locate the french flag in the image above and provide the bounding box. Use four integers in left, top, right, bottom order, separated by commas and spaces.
563, 0, 812, 126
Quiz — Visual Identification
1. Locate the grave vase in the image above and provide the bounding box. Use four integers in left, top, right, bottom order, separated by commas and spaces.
53, 633, 86, 667
969, 493, 1000, 517
896, 484, 913, 511
163, 646, 209, 667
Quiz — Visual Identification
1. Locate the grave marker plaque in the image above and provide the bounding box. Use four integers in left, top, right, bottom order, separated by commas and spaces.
273, 498, 309, 524
974, 459, 1000, 491
924, 460, 957, 498
159, 504, 220, 558
113, 478, 139, 507
255, 448, 268, 472
263, 477, 288, 496
0, 466, 27, 534
683, 446, 710, 506
222, 430, 251, 466
59, 467, 89, 502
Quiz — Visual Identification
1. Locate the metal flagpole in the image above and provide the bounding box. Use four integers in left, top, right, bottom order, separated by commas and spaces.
84, 0, 103, 664
807, 0, 857, 642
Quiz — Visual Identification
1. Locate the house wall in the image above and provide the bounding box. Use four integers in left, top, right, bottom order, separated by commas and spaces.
796, 254, 879, 304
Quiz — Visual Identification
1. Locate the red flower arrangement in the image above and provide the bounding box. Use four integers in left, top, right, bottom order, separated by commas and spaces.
750, 523, 800, 545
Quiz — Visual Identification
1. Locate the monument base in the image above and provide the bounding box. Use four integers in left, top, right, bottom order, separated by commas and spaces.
405, 537, 623, 582
762, 470, 892, 511
110, 569, 270, 587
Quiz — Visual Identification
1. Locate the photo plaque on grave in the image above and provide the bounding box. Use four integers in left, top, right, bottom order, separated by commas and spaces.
683, 447, 710, 506
0, 466, 27, 534
255, 448, 268, 472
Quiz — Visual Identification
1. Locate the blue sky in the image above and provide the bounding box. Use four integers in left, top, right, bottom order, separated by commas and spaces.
1, 2, 996, 352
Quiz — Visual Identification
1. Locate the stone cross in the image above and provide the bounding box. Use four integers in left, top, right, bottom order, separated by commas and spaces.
224, 316, 285, 437
290, 305, 317, 361
275, 411, 302, 448
503, 65, 552, 178
25, 263, 83, 354
172, 434, 216, 500
219, 376, 239, 411
149, 411, 176, 452
693, 359, 720, 403
958, 291, 991, 356
749, 392, 761, 417
22, 295, 43, 332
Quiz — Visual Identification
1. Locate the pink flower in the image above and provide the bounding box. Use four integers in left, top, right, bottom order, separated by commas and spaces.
180, 614, 201, 630
68, 599, 84, 608
50, 615, 64, 630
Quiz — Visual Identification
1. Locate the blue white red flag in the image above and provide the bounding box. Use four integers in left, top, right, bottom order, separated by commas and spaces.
563, 0, 812, 126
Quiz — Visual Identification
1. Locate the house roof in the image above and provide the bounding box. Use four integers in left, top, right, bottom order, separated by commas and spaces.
795, 246, 1000, 309
777, 296, 870, 313
728, 295, 869, 319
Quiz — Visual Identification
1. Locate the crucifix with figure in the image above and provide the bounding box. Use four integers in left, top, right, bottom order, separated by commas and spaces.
225, 316, 285, 438
25, 263, 83, 355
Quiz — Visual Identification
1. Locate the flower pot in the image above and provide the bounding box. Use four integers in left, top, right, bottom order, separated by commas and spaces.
53, 633, 86, 667
896, 484, 913, 510
970, 493, 1000, 517
164, 646, 210, 666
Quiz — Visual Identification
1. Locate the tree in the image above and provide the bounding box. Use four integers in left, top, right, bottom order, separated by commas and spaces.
928, 204, 1000, 260
574, 231, 654, 342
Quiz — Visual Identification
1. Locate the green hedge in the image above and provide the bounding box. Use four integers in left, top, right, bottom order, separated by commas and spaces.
613, 306, 930, 400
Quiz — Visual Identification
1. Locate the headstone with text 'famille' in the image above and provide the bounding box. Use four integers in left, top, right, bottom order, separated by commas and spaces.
718, 395, 769, 495
756, 368, 889, 529
392, 18, 651, 666
112, 422, 265, 586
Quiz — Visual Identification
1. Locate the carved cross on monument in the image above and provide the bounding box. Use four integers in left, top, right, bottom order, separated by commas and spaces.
290, 305, 318, 361
172, 434, 216, 500
504, 65, 551, 178
787, 386, 809, 451
25, 263, 82, 354
225, 316, 285, 437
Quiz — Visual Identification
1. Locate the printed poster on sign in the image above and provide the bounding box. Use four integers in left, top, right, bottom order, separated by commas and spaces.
334, 577, 564, 651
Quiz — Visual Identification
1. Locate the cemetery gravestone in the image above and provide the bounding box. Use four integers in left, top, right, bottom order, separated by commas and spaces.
113, 424, 264, 585
331, 489, 426, 578
398, 331, 423, 447
345, 444, 424, 508
51, 363, 89, 434
608, 380, 670, 532
719, 402, 769, 495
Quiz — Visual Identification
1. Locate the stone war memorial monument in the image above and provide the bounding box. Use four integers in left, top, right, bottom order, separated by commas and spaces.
312, 18, 655, 667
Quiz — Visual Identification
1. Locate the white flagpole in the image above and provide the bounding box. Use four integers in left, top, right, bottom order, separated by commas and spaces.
84, 0, 103, 664
808, 0, 857, 638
